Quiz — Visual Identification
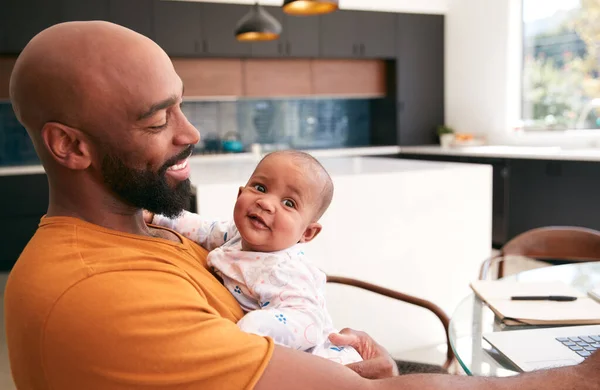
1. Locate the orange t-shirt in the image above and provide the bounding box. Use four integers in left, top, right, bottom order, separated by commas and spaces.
4, 216, 274, 390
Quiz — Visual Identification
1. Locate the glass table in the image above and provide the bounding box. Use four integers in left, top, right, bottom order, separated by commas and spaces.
449, 262, 600, 376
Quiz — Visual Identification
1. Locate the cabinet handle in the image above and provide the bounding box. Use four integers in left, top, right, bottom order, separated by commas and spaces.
202, 40, 208, 53
286, 42, 291, 55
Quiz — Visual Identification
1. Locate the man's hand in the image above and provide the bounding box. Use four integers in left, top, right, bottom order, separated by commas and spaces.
329, 328, 399, 379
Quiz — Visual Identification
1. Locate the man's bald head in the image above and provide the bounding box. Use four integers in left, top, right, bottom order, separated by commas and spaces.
10, 21, 178, 156
9, 21, 199, 218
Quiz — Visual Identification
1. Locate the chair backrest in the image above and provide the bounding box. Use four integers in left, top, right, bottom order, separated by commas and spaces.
501, 226, 600, 261
480, 226, 600, 279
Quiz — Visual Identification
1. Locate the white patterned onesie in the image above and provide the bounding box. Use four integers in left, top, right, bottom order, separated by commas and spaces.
153, 211, 362, 364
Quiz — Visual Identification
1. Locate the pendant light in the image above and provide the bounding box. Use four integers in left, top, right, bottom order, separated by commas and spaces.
282, 0, 339, 16
235, 3, 282, 42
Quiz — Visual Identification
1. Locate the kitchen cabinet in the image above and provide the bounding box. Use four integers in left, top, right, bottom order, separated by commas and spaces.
60, 0, 109, 22
2, 0, 61, 54
319, 10, 396, 58
153, 0, 202, 56
109, 0, 154, 39
243, 59, 311, 97
250, 7, 320, 58
396, 13, 444, 145
200, 3, 251, 57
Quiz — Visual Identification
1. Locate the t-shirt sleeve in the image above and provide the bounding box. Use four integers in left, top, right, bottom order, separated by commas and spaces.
41, 270, 274, 390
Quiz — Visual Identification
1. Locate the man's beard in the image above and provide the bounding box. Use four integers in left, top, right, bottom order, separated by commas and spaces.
101, 146, 194, 218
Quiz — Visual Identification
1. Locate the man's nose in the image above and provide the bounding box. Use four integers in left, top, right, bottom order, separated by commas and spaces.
256, 197, 276, 213
174, 113, 200, 146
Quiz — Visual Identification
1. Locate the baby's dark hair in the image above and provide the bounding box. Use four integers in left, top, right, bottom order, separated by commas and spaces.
258, 150, 334, 221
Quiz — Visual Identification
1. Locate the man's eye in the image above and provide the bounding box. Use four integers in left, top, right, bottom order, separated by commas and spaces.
254, 184, 266, 193
283, 199, 295, 208
149, 121, 168, 130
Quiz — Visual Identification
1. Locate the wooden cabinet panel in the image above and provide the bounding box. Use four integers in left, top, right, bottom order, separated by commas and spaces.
172, 58, 243, 98
60, 0, 109, 22
396, 13, 444, 145
109, 0, 154, 39
243, 59, 311, 97
200, 3, 251, 57
312, 60, 386, 96
0, 57, 16, 100
153, 0, 202, 56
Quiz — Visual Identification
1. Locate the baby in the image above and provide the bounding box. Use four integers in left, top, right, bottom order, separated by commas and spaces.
149, 150, 362, 364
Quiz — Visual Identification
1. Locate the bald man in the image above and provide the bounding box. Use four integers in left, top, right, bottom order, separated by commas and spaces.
4, 21, 600, 390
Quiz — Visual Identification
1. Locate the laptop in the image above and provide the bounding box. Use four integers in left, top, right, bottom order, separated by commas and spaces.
483, 324, 600, 372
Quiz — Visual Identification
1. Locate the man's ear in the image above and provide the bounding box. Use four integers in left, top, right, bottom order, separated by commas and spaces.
237, 186, 244, 198
299, 222, 322, 244
40, 122, 92, 170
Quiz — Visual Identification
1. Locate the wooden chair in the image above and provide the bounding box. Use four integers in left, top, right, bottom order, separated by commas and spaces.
326, 275, 454, 372
479, 226, 600, 280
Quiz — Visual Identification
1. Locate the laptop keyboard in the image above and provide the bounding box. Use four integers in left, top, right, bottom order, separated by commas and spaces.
556, 335, 600, 359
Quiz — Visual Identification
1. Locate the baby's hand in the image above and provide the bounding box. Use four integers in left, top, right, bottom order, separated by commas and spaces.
142, 210, 154, 224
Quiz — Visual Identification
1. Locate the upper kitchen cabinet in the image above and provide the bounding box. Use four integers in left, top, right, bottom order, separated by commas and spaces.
396, 13, 444, 145
59, 0, 109, 22
319, 10, 396, 59
200, 3, 251, 57
2, 0, 61, 54
109, 0, 154, 39
251, 7, 320, 58
153, 0, 202, 56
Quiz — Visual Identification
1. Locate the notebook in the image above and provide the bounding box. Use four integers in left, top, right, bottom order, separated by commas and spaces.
470, 280, 600, 326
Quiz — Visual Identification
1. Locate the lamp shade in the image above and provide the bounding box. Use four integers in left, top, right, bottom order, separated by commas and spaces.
235, 3, 282, 42
282, 0, 339, 15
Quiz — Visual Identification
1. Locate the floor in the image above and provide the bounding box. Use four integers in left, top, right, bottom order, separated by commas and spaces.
0, 256, 543, 386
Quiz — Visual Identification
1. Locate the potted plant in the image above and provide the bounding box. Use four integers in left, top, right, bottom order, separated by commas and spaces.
436, 125, 455, 149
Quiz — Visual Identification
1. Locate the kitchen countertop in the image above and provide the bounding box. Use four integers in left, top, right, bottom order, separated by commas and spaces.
400, 145, 600, 162
0, 145, 401, 177
189, 153, 482, 186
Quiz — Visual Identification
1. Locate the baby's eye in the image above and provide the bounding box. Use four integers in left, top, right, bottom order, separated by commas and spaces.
253, 184, 266, 193
283, 199, 295, 208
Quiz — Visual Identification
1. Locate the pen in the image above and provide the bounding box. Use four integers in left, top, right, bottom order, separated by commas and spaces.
511, 295, 578, 302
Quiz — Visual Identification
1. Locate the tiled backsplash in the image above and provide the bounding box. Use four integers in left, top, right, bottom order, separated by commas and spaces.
0, 97, 380, 166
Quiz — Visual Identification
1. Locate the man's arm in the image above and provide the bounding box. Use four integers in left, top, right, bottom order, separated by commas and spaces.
256, 347, 600, 390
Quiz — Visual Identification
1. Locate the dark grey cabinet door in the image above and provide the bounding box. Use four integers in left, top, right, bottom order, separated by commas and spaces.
153, 0, 202, 56
109, 0, 154, 39
359, 11, 396, 58
60, 0, 109, 22
250, 6, 285, 57
285, 13, 319, 57
319, 11, 357, 58
3, 0, 61, 53
396, 13, 444, 145
201, 3, 251, 57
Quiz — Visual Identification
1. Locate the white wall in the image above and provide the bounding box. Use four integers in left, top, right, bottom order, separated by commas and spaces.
445, 0, 522, 145
176, 0, 448, 14
445, 0, 600, 147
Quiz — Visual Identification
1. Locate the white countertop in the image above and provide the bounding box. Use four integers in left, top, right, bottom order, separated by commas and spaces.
189, 154, 482, 186
0, 145, 401, 177
400, 145, 600, 162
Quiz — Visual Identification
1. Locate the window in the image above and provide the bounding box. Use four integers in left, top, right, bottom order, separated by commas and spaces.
522, 0, 600, 131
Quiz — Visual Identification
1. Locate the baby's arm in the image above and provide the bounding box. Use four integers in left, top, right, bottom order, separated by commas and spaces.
152, 211, 235, 251
236, 252, 329, 351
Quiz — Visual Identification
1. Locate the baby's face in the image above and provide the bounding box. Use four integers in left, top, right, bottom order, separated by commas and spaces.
233, 154, 322, 252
